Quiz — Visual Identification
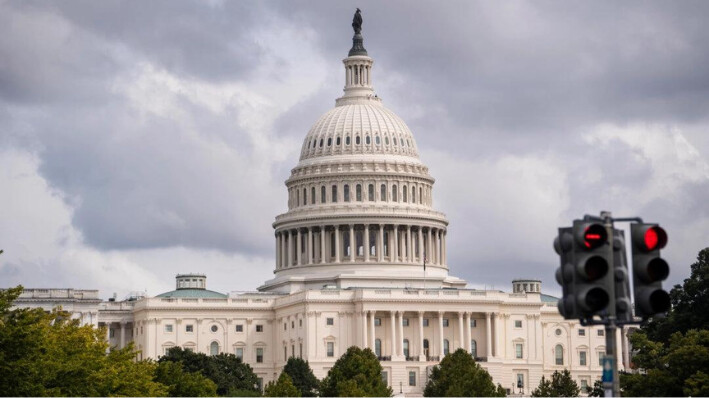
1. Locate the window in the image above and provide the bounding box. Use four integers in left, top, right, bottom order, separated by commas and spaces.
471, 340, 477, 357
515, 320, 523, 328
291, 321, 295, 329
393, 137, 398, 146
470, 319, 477, 327
344, 184, 350, 202
376, 136, 380, 145
346, 136, 351, 145
403, 186, 407, 202
581, 379, 589, 393
392, 185, 398, 201
236, 324, 243, 332
257, 378, 263, 392
443, 339, 450, 355
599, 353, 605, 366
555, 344, 564, 365
356, 136, 361, 145
385, 137, 389, 145
597, 329, 605, 336
326, 317, 334, 326
327, 342, 334, 357
419, 187, 422, 204
374, 318, 381, 326
356, 184, 362, 201
380, 184, 387, 201
109, 328, 114, 338
402, 318, 409, 327
256, 325, 263, 332
580, 351, 587, 366
284, 346, 287, 361
299, 319, 303, 327
186, 324, 194, 333
210, 341, 219, 356
368, 184, 374, 201
164, 324, 173, 333
423, 339, 430, 356
299, 343, 303, 358
381, 371, 388, 386
409, 371, 416, 386
284, 322, 287, 331
443, 318, 449, 327
555, 328, 562, 336
321, 186, 326, 203
366, 136, 371, 145
423, 318, 429, 327
411, 187, 415, 203
375, 339, 382, 357
319, 139, 323, 147
579, 328, 586, 336
292, 345, 295, 357
211, 325, 218, 332
332, 185, 338, 203
303, 188, 307, 205
327, 137, 332, 146
403, 339, 410, 358
517, 373, 524, 389
516, 343, 523, 359
336, 137, 341, 146
256, 348, 264, 363
311, 187, 315, 205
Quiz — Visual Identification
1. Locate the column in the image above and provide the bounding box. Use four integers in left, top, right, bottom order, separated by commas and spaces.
363, 311, 369, 349
398, 311, 405, 358
276, 233, 281, 269
378, 224, 384, 262
494, 314, 501, 359
465, 312, 472, 353
406, 225, 413, 262
419, 228, 425, 264
370, 311, 376, 351
438, 312, 444, 357
287, 230, 293, 267
349, 224, 355, 262
308, 228, 313, 264
364, 225, 370, 262
105, 322, 111, 353
486, 313, 493, 358
426, 228, 432, 264
418, 311, 426, 361
335, 226, 341, 263
390, 311, 396, 357
296, 229, 302, 266
442, 231, 447, 265
120, 321, 126, 349
526, 315, 533, 360
393, 226, 399, 263
437, 230, 442, 265
320, 226, 326, 263
458, 312, 465, 350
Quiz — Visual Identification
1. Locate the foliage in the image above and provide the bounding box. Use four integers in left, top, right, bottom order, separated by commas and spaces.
588, 379, 603, 397
282, 356, 319, 397
621, 329, 709, 397
264, 372, 301, 397
160, 346, 259, 396
423, 348, 505, 397
531, 370, 580, 397
644, 248, 709, 342
320, 346, 392, 397
154, 360, 218, 396
0, 285, 167, 396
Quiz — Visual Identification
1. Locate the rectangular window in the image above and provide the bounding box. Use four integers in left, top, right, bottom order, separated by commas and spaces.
236, 324, 243, 332
581, 379, 589, 393
256, 348, 264, 363
109, 329, 115, 338
516, 344, 523, 359
403, 318, 409, 327
381, 371, 388, 386
517, 373, 524, 389
580, 351, 587, 366
599, 353, 604, 366
470, 319, 477, 327
374, 318, 381, 326
514, 320, 522, 328
291, 321, 295, 329
423, 319, 429, 327
344, 185, 350, 202
578, 328, 585, 336
164, 324, 173, 333
326, 317, 334, 326
284, 322, 287, 331
284, 346, 287, 361
235, 347, 243, 360
299, 319, 303, 327
332, 185, 338, 203
256, 324, 263, 332
409, 371, 416, 386
186, 324, 194, 333
597, 329, 605, 336
257, 378, 263, 392
327, 342, 334, 357
299, 343, 303, 358
442, 319, 449, 327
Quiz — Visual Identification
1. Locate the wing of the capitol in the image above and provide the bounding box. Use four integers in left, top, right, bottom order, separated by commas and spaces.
11, 13, 633, 396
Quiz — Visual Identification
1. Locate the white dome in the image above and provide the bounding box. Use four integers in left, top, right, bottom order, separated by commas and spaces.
299, 102, 420, 161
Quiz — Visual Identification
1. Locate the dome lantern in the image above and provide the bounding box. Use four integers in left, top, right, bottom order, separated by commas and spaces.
337, 9, 381, 107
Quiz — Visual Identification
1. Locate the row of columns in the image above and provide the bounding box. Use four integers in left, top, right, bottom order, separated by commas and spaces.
101, 321, 131, 351
346, 62, 371, 87
276, 224, 447, 269
360, 311, 498, 361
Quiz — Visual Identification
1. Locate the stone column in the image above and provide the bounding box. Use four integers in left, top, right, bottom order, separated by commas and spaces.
398, 311, 404, 358
296, 229, 302, 266
364, 225, 370, 262
287, 230, 293, 267
427, 228, 432, 264
438, 312, 444, 357
437, 230, 442, 265
390, 311, 396, 357
105, 322, 111, 353
526, 314, 533, 360
320, 226, 326, 263
442, 231, 447, 265
275, 233, 281, 269
406, 225, 412, 262
458, 312, 465, 350
393, 226, 399, 263
349, 224, 355, 262
308, 228, 313, 264
494, 314, 501, 359
362, 311, 368, 349
369, 311, 376, 351
418, 311, 426, 361
465, 312, 472, 353
378, 224, 384, 262
120, 321, 126, 349
334, 226, 341, 263
486, 312, 493, 358
419, 227, 425, 263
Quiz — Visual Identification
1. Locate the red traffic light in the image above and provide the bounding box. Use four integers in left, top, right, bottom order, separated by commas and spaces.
582, 224, 607, 249
643, 226, 667, 251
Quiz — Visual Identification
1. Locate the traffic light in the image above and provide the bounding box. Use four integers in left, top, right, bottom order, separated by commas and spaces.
612, 229, 633, 322
555, 227, 577, 319
571, 220, 613, 318
630, 223, 670, 318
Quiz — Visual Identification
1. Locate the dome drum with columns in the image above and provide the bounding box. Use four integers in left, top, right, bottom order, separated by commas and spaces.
263, 24, 464, 293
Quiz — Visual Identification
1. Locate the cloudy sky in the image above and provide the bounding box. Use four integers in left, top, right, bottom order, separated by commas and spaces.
2, 1, 708, 299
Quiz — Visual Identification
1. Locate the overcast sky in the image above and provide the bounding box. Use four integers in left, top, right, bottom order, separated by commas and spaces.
2, 1, 708, 299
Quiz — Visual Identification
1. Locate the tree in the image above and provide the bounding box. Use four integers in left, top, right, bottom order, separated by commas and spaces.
531, 370, 580, 397
282, 357, 319, 397
154, 361, 218, 397
423, 348, 505, 397
588, 379, 603, 397
644, 248, 709, 342
320, 346, 392, 397
0, 285, 167, 396
159, 347, 259, 396
265, 372, 301, 397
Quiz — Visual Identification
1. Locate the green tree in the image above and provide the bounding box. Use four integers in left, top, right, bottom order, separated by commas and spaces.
282, 357, 319, 397
264, 372, 301, 397
154, 360, 218, 396
320, 346, 392, 397
0, 285, 167, 396
160, 347, 259, 396
423, 348, 505, 397
588, 379, 603, 397
531, 370, 580, 397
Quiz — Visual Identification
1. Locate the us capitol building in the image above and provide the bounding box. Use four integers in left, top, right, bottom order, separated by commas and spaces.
13, 12, 630, 396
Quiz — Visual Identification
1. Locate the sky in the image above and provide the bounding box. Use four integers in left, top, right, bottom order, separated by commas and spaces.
1, 0, 708, 299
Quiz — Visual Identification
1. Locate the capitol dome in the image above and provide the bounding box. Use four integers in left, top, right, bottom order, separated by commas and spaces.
261, 19, 465, 293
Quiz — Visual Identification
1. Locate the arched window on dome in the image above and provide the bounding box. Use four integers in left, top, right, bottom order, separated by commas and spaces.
303, 188, 307, 206
336, 137, 341, 146
366, 136, 371, 145
356, 136, 361, 145
411, 187, 416, 203
311, 187, 315, 205
393, 137, 397, 146
332, 185, 338, 203
400, 138, 404, 146
327, 137, 332, 147
346, 136, 351, 146
297, 190, 300, 206
319, 139, 323, 148
419, 187, 423, 204
375, 135, 381, 145
385, 136, 389, 145
356, 184, 362, 201
368, 184, 374, 201
321, 186, 326, 203
380, 184, 387, 201
402, 185, 408, 202
392, 185, 398, 202
344, 185, 350, 202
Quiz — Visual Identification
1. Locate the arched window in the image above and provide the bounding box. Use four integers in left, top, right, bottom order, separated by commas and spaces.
443, 339, 450, 356
376, 136, 381, 145
385, 136, 389, 145
296, 190, 300, 206
346, 136, 351, 145
356, 136, 361, 145
375, 339, 382, 357
356, 184, 362, 201
400, 138, 404, 146
411, 187, 416, 203
393, 137, 398, 146
321, 186, 326, 203
380, 184, 387, 201
303, 188, 307, 205
311, 187, 315, 205
332, 185, 338, 203
555, 344, 564, 365
366, 136, 371, 145
319, 139, 323, 147
392, 185, 398, 202
344, 185, 350, 202
403, 339, 410, 358
336, 137, 341, 146
210, 341, 219, 356
368, 184, 374, 201
327, 137, 332, 146
471, 340, 477, 357
419, 187, 422, 204
423, 339, 429, 356
403, 186, 408, 202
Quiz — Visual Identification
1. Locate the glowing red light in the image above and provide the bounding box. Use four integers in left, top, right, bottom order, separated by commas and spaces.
645, 228, 659, 251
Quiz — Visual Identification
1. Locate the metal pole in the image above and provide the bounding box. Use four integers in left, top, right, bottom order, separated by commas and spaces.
600, 211, 620, 397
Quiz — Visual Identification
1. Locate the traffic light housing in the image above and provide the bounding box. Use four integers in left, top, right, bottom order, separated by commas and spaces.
630, 223, 670, 318
571, 220, 613, 318
555, 227, 577, 319
612, 229, 633, 322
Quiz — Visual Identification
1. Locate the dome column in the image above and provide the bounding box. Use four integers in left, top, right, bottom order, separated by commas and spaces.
364, 225, 370, 262
392, 225, 399, 263
297, 229, 303, 266
320, 226, 326, 264
334, 226, 341, 263
349, 224, 355, 262
287, 230, 294, 267
378, 224, 384, 262
308, 228, 314, 265
427, 228, 433, 265
443, 230, 447, 265
281, 232, 287, 268
275, 233, 281, 269
419, 227, 425, 264
406, 225, 413, 263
